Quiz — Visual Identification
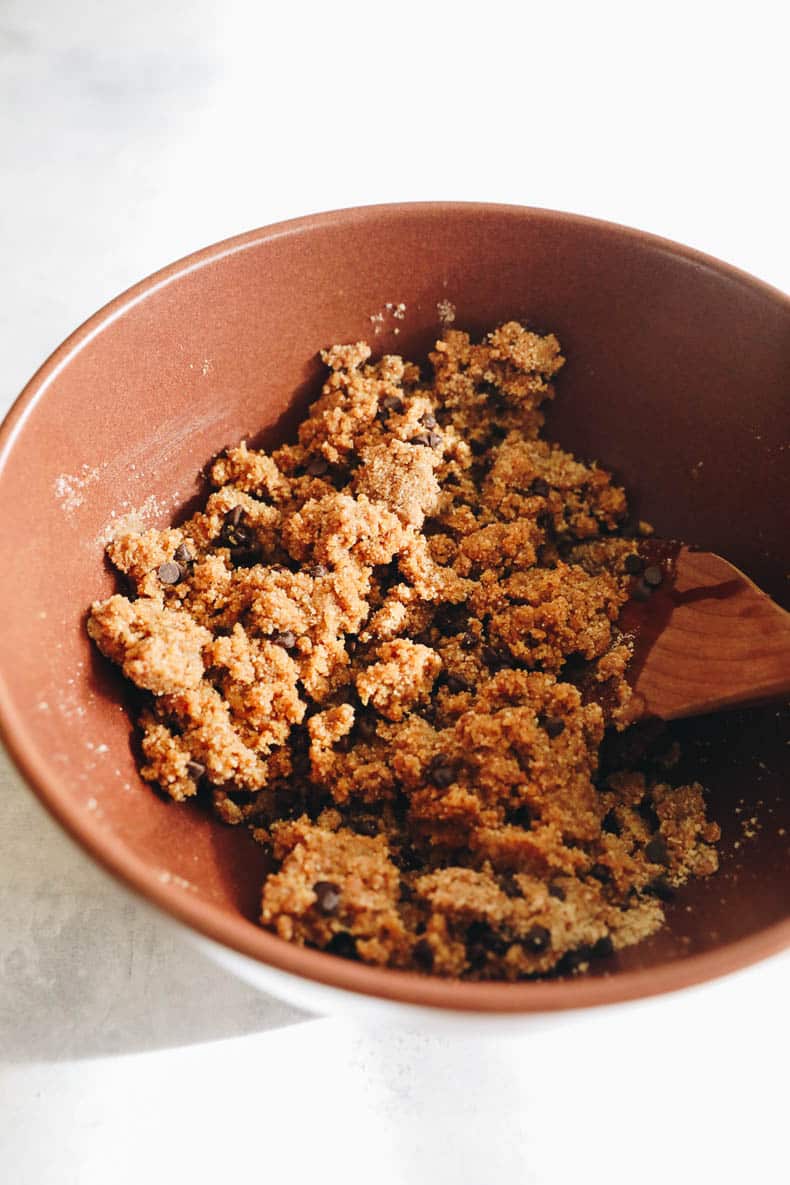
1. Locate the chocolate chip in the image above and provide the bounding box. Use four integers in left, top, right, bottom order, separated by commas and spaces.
508, 804, 533, 829
356, 714, 378, 741
427, 430, 442, 448
643, 565, 663, 587
483, 646, 511, 671
591, 934, 614, 959
528, 477, 550, 497
466, 921, 507, 958
413, 938, 434, 971
601, 810, 621, 836
186, 760, 205, 780
645, 835, 669, 865
381, 395, 405, 414
174, 543, 193, 565
428, 754, 456, 788
410, 432, 432, 447
499, 873, 524, 899
556, 948, 589, 975
219, 508, 254, 549
157, 561, 183, 585
305, 456, 329, 476
623, 553, 643, 575
325, 931, 357, 959
631, 578, 652, 601
540, 715, 566, 739
548, 882, 566, 901
420, 412, 437, 428
271, 630, 296, 650
313, 881, 341, 914
309, 563, 328, 578
460, 632, 477, 651
523, 924, 551, 953
589, 863, 612, 883
445, 674, 468, 694
643, 876, 675, 901
354, 816, 379, 837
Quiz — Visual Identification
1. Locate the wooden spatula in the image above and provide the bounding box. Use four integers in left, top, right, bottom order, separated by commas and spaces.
618, 544, 790, 721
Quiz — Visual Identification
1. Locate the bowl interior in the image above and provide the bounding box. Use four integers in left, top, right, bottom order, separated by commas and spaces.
1, 204, 788, 1011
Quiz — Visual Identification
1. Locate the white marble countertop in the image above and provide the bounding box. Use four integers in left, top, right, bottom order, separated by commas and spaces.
1, 2, 788, 1182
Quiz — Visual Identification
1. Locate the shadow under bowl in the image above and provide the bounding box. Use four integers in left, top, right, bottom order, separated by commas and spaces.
1, 202, 788, 1016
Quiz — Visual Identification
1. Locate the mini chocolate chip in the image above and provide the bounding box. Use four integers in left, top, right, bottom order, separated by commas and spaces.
413, 938, 434, 971
305, 456, 329, 476
466, 921, 507, 957
643, 876, 675, 901
528, 477, 550, 497
483, 646, 511, 671
623, 553, 643, 575
508, 805, 533, 829
219, 508, 254, 549
427, 430, 442, 448
271, 630, 296, 650
309, 563, 328, 577
591, 934, 614, 959
157, 561, 183, 585
601, 810, 621, 836
460, 632, 477, 651
445, 674, 468, 694
381, 395, 405, 414
313, 881, 341, 914
355, 816, 379, 837
428, 753, 457, 787
325, 931, 357, 959
499, 873, 524, 899
410, 432, 432, 447
523, 925, 551, 954
548, 882, 566, 901
589, 863, 612, 883
631, 578, 652, 601
540, 715, 566, 739
556, 948, 589, 974
643, 565, 663, 587
356, 714, 378, 741
420, 411, 437, 428
645, 835, 669, 865
186, 760, 205, 780
174, 543, 193, 565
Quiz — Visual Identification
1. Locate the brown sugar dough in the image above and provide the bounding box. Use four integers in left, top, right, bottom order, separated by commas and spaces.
88, 321, 721, 980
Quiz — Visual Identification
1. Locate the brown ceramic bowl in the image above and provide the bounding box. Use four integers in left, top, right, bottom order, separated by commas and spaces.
1, 203, 788, 1018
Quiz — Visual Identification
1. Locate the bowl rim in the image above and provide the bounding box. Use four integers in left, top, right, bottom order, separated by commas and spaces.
1, 200, 788, 1014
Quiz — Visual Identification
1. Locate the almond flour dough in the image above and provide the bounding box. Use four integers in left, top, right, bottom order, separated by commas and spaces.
88, 323, 720, 979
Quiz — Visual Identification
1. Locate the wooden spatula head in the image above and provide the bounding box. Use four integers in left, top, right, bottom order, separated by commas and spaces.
620, 545, 790, 721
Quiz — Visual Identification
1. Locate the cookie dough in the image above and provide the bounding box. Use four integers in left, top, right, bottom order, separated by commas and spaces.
88, 323, 720, 979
